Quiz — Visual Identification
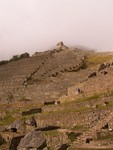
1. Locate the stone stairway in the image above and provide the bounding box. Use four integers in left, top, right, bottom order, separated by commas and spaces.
72, 109, 113, 146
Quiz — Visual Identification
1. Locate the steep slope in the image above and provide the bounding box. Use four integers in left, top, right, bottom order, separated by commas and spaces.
0, 46, 92, 102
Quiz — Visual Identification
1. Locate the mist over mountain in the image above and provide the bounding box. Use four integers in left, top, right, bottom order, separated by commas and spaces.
0, 0, 113, 60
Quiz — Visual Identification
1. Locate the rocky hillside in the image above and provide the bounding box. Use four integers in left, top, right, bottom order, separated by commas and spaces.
1, 42, 113, 149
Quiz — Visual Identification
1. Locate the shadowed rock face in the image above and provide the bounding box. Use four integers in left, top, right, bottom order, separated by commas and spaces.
0, 135, 4, 145
17, 131, 46, 150
9, 135, 24, 150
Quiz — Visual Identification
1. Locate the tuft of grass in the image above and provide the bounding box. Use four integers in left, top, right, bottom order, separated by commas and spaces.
75, 93, 100, 103
96, 104, 105, 109
0, 115, 15, 125
67, 132, 81, 142
19, 96, 26, 101
106, 101, 113, 107
43, 130, 59, 136
72, 125, 88, 131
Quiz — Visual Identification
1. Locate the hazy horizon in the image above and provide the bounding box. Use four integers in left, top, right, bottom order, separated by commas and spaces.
0, 0, 113, 60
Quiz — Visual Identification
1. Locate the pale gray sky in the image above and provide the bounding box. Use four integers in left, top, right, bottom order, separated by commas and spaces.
0, 0, 113, 60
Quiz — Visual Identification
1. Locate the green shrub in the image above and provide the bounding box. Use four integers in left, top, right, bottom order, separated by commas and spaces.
19, 52, 30, 59
0, 60, 9, 66
67, 132, 81, 142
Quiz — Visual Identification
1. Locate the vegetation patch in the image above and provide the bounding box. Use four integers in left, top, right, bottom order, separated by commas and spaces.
0, 115, 15, 125
67, 132, 81, 142
43, 130, 59, 136
85, 54, 113, 68
71, 125, 88, 131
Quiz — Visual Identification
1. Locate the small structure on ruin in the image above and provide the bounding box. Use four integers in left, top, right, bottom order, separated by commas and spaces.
56, 41, 68, 50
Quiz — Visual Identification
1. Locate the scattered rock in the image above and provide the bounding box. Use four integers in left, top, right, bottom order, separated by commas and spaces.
75, 88, 83, 94
98, 63, 106, 72
8, 119, 25, 133
104, 101, 109, 106
102, 123, 109, 129
0, 135, 4, 145
44, 100, 60, 106
88, 72, 97, 78
101, 71, 108, 75
106, 62, 111, 67
36, 126, 60, 131
9, 135, 24, 150
86, 138, 92, 143
26, 116, 37, 127
17, 131, 46, 150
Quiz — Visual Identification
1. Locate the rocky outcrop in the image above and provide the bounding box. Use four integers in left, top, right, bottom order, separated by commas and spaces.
17, 131, 46, 150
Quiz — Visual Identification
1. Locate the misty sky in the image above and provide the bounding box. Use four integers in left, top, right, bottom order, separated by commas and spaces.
0, 0, 113, 60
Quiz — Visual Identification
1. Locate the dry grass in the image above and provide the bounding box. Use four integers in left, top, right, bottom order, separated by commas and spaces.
85, 54, 113, 68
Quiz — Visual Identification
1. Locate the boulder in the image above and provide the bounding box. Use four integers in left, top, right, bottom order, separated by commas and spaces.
8, 119, 25, 133
26, 116, 37, 127
9, 135, 24, 150
98, 63, 106, 72
17, 131, 46, 150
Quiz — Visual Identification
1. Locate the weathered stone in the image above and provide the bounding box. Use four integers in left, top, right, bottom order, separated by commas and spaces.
8, 119, 25, 133
56, 41, 68, 50
75, 88, 82, 94
101, 71, 108, 75
44, 100, 60, 106
106, 62, 111, 67
98, 63, 106, 72
22, 108, 42, 116
88, 72, 97, 78
36, 126, 60, 131
44, 101, 55, 105
26, 116, 37, 127
9, 135, 24, 150
55, 101, 60, 105
17, 131, 46, 150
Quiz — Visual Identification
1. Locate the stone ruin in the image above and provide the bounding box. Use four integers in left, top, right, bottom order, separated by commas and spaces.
22, 108, 42, 116
44, 100, 60, 106
56, 41, 69, 50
